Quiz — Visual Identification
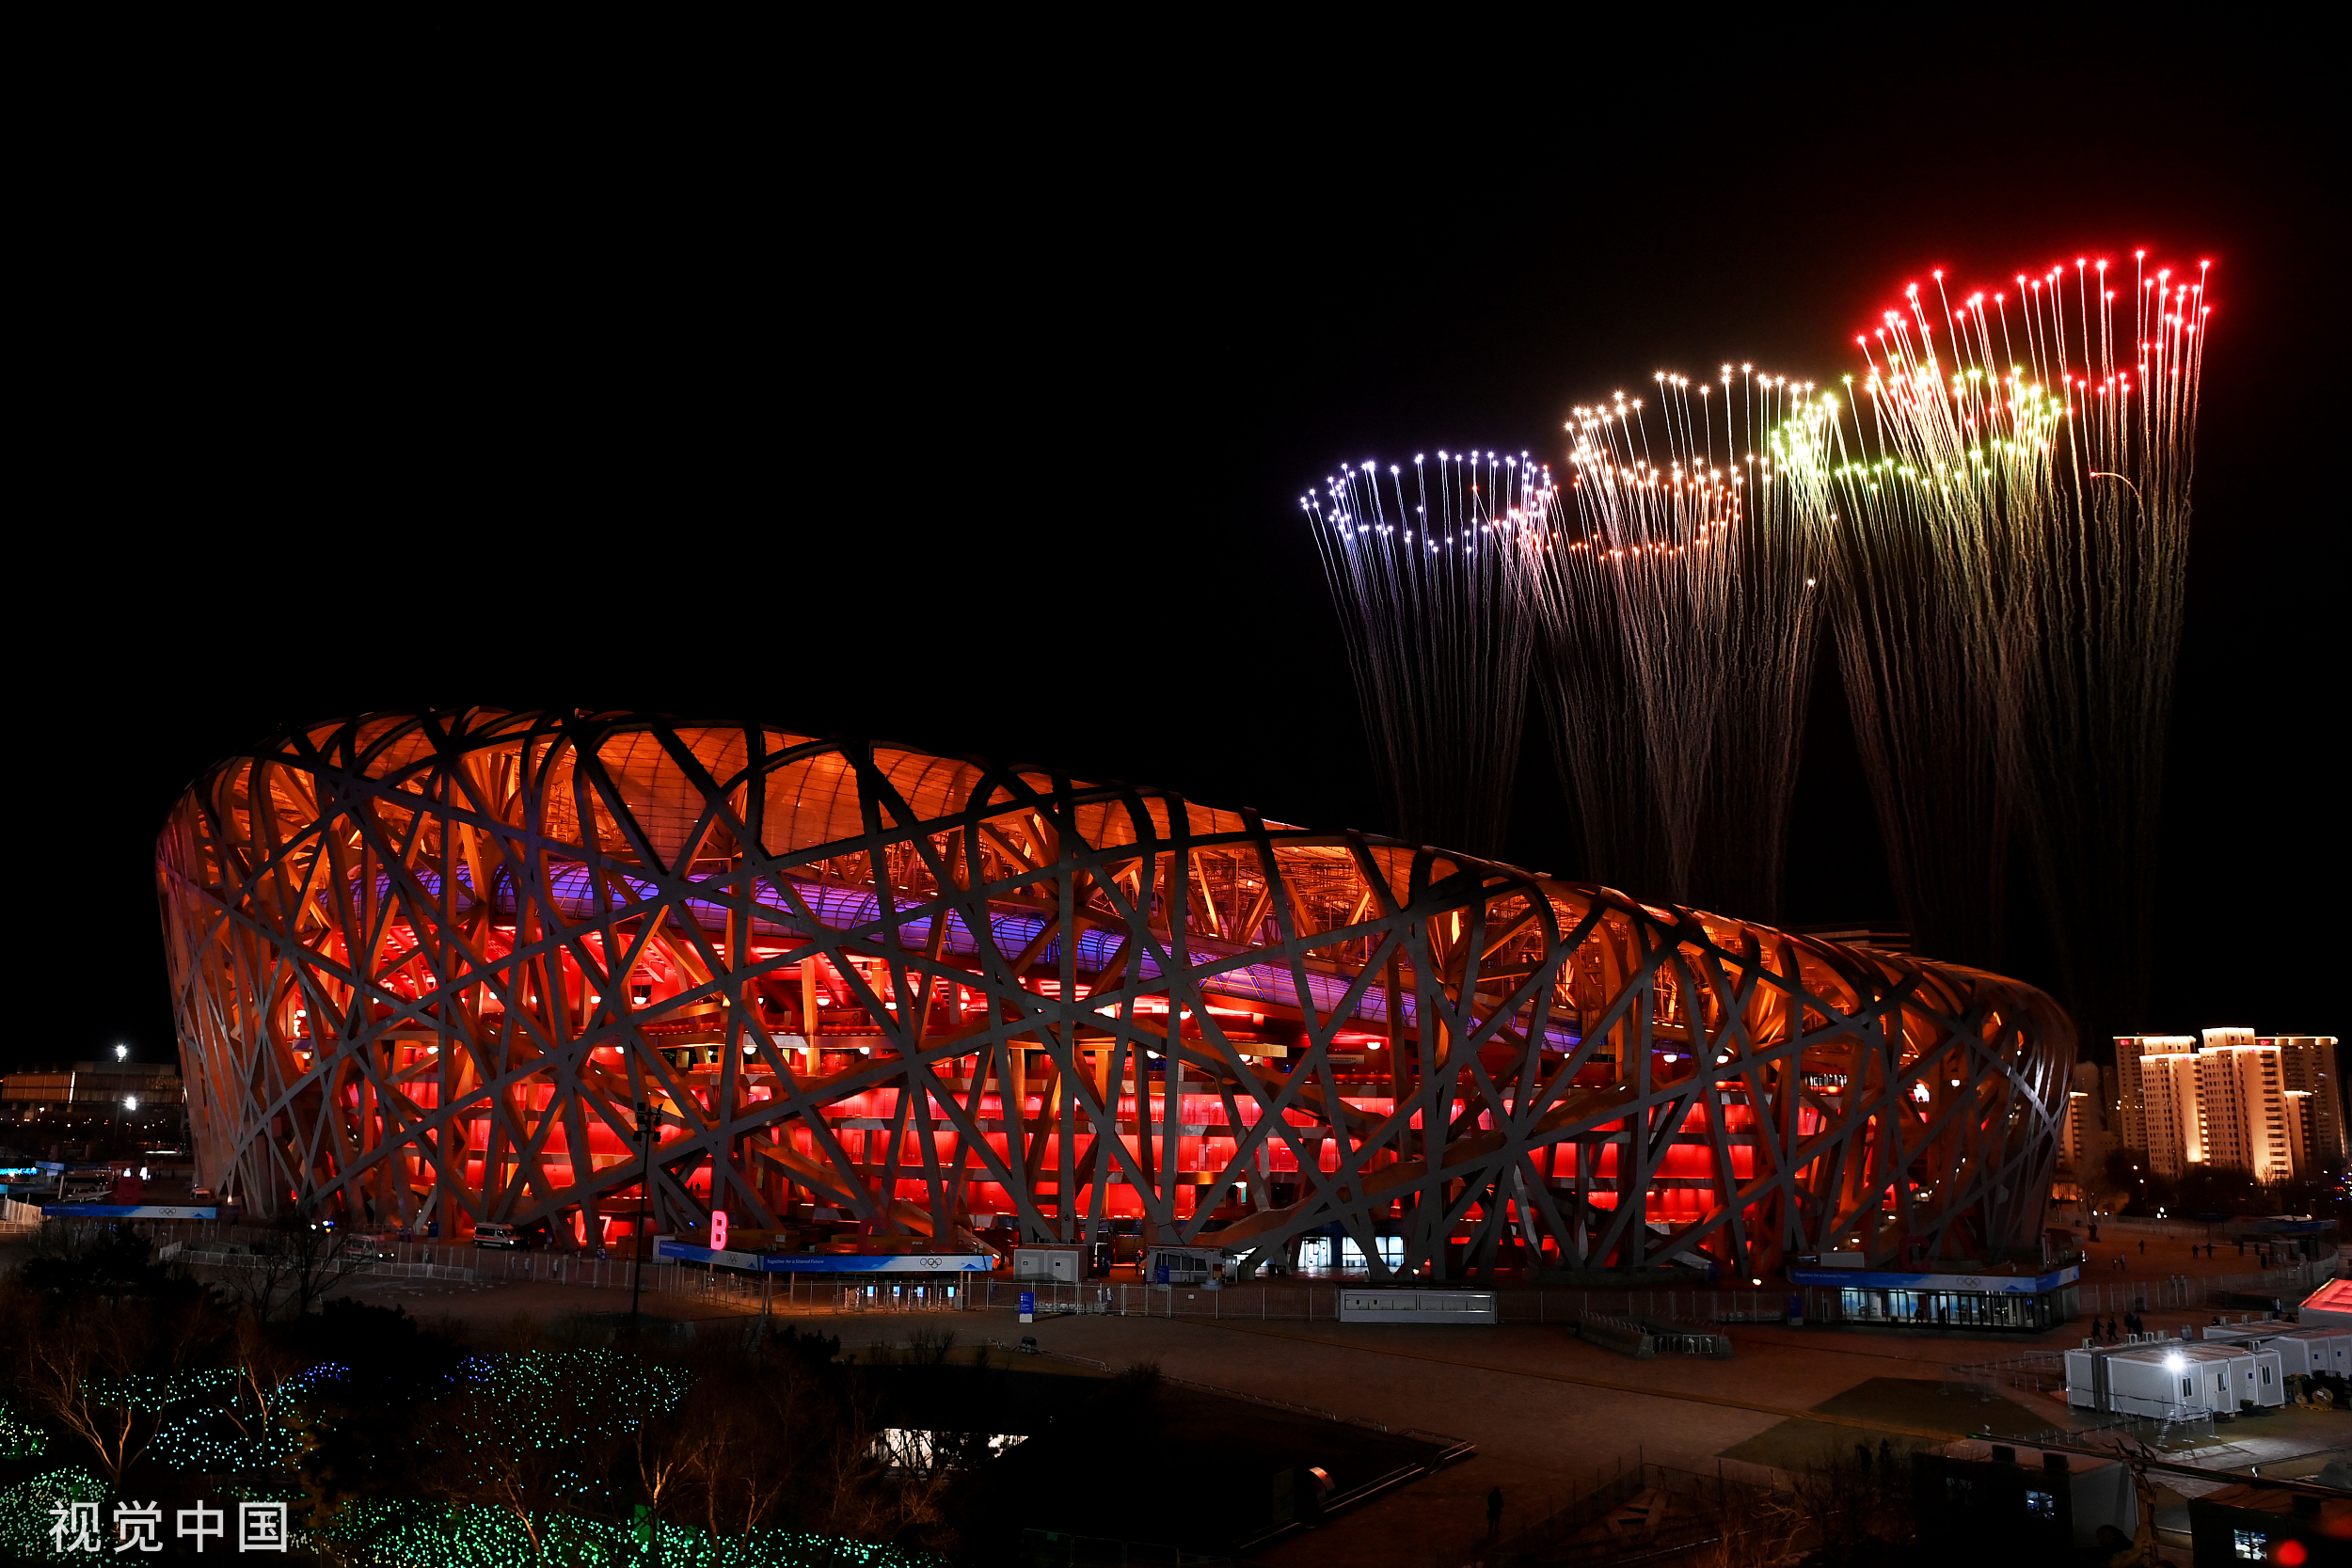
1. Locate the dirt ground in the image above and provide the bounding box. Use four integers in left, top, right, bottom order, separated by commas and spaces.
5, 1224, 2337, 1568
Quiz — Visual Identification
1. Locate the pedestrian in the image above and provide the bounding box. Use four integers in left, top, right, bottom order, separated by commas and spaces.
1880, 1439, 1894, 1468
1856, 1442, 1873, 1468
1487, 1486, 1503, 1539
2139, 1239, 2146, 1255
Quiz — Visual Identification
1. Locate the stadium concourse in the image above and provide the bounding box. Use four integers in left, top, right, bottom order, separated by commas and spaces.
158, 711, 2074, 1291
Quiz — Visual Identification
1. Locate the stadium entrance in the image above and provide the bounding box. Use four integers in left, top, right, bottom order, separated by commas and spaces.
1788, 1264, 2080, 1331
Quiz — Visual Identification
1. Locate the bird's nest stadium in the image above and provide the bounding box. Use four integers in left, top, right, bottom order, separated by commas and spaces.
157, 710, 2073, 1282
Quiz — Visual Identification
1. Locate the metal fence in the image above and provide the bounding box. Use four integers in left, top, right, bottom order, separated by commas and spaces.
1943, 1349, 2071, 1397
19, 1212, 2343, 1331
959, 1278, 1803, 1323
2072, 1257, 2333, 1314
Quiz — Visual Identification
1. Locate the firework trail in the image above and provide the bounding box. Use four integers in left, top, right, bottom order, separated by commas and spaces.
1529, 370, 1835, 916
1304, 451, 1548, 858
1834, 252, 2209, 1020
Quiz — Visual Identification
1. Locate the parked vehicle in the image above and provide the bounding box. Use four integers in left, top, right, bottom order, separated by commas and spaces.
472, 1223, 525, 1250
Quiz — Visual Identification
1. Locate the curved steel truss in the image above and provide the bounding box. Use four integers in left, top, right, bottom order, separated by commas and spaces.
158, 710, 2074, 1279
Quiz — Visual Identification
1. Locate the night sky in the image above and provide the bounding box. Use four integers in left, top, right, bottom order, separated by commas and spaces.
19, 60, 2339, 1077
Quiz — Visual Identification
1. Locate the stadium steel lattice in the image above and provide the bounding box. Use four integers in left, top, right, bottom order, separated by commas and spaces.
157, 710, 2074, 1280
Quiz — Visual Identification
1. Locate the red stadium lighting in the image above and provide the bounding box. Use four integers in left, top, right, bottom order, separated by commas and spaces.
158, 712, 2074, 1282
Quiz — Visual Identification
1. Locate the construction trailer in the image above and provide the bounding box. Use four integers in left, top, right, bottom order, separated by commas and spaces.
2064, 1341, 2284, 1418
1144, 1245, 1228, 1285
1011, 1246, 1084, 1284
2199, 1320, 2352, 1384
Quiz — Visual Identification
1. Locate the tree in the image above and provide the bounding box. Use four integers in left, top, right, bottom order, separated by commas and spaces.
3, 1222, 225, 1488
215, 1213, 369, 1323
415, 1344, 690, 1556
9, 1294, 223, 1487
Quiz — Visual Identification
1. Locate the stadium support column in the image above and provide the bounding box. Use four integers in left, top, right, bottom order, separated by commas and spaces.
1387, 952, 1406, 1162
629, 1099, 660, 1322
802, 954, 821, 1073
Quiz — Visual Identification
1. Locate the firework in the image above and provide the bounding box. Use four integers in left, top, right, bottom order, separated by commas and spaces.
1529, 370, 1836, 916
1833, 251, 2209, 1016
1304, 451, 1548, 858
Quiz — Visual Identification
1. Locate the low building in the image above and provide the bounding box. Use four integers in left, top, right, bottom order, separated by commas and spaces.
2185, 1482, 2351, 1566
2064, 1339, 2284, 1418
2297, 1277, 2352, 1330
1789, 1261, 2079, 1331
1, 1061, 183, 1111
1912, 1440, 2136, 1558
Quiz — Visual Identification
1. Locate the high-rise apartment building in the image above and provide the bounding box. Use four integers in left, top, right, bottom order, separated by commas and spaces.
2112, 1035, 2194, 1167
2195, 1028, 2296, 1186
2058, 1060, 2106, 1175
2136, 1037, 2201, 1180
2111, 1029, 2345, 1186
2268, 1034, 2346, 1175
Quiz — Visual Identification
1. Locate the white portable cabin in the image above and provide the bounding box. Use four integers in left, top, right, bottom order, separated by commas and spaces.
2068, 1342, 2283, 1418
2201, 1320, 2352, 1380
2270, 1327, 2352, 1380
1010, 1245, 1083, 1284
2200, 1317, 2298, 1342
1144, 1245, 1227, 1285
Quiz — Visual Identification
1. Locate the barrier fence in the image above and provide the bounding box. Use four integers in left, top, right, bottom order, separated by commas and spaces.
13, 1213, 2343, 1329
2071, 1256, 2334, 1315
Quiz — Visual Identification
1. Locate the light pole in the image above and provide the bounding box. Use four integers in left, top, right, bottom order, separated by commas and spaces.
629, 1101, 656, 1324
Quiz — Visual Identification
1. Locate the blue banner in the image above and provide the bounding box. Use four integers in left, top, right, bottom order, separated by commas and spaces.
652, 1239, 992, 1273
40, 1204, 218, 1219
759, 1252, 993, 1274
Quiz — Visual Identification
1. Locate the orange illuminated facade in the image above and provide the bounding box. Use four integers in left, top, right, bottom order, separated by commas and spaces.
157, 711, 2074, 1279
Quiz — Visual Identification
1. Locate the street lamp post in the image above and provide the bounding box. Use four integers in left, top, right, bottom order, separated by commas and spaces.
629, 1101, 656, 1324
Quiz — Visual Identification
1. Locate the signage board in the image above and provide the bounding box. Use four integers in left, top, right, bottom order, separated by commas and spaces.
40, 1204, 218, 1220
756, 1252, 993, 1274
651, 1240, 768, 1269
651, 1240, 993, 1274
1019, 1290, 1036, 1324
